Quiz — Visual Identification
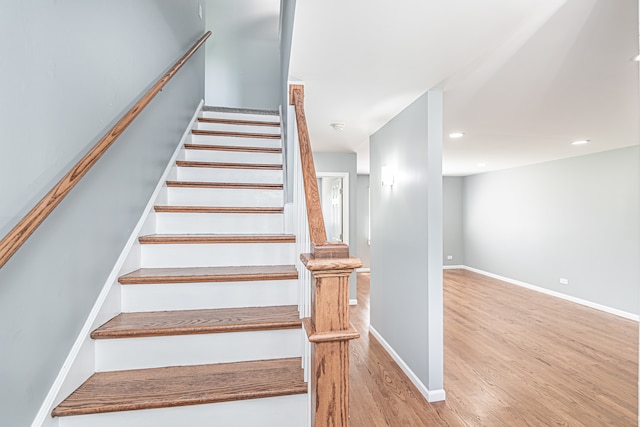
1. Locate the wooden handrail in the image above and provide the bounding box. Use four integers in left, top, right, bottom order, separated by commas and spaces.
0, 31, 212, 269
289, 85, 349, 259
289, 85, 327, 246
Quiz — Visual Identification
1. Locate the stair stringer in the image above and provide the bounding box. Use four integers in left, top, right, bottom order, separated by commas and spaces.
29, 100, 204, 427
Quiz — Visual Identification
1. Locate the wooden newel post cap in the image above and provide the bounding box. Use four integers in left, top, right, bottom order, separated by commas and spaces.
311, 241, 350, 259
300, 253, 362, 272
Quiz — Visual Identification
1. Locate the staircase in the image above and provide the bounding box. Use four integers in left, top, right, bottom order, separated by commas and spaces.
51, 109, 309, 427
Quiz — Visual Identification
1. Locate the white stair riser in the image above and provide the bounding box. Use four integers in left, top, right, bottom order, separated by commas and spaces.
200, 111, 279, 122
141, 243, 296, 268
176, 166, 283, 184
122, 280, 298, 312
167, 187, 283, 207
58, 394, 307, 427
155, 212, 284, 234
191, 134, 281, 149
196, 122, 281, 134
95, 329, 303, 372
183, 149, 282, 165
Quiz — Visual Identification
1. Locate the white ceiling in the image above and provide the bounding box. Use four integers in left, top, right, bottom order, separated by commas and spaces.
289, 0, 639, 175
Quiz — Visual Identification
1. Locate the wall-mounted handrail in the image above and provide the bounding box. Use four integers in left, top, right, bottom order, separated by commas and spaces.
0, 31, 212, 269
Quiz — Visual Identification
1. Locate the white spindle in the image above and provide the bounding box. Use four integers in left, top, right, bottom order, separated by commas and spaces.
288, 104, 313, 416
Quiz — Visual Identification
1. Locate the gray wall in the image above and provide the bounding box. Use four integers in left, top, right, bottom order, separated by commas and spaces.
279, 0, 296, 111
205, 0, 281, 109
313, 152, 358, 299
463, 146, 640, 315
369, 92, 444, 393
0, 3, 205, 425
443, 177, 464, 266
356, 174, 371, 268
279, 0, 296, 202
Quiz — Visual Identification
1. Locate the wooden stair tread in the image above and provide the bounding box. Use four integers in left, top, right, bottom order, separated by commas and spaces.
154, 206, 284, 214
197, 117, 280, 127
192, 129, 281, 139
118, 265, 298, 285
202, 106, 278, 116
184, 143, 282, 153
166, 181, 283, 190
176, 160, 282, 170
138, 234, 296, 244
91, 305, 301, 339
51, 358, 305, 417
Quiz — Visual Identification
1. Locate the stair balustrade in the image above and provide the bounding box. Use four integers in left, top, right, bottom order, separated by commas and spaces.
289, 84, 362, 427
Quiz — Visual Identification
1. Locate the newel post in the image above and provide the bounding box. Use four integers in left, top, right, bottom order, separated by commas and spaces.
302, 249, 361, 427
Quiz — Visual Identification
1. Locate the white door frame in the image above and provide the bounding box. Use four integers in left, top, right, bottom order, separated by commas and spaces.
316, 172, 349, 246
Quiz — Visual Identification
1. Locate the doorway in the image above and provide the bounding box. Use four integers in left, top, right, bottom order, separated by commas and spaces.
317, 172, 349, 244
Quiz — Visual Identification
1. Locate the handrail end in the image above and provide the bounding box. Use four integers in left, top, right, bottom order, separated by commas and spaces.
289, 84, 304, 105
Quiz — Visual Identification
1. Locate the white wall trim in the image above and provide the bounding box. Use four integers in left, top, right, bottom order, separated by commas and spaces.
30, 100, 204, 427
462, 266, 639, 322
443, 265, 464, 270
356, 267, 370, 273
369, 326, 446, 403
349, 299, 358, 306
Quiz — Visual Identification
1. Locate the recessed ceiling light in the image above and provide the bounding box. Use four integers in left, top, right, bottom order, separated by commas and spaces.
449, 132, 464, 139
330, 122, 345, 131
477, 162, 487, 167
571, 139, 589, 145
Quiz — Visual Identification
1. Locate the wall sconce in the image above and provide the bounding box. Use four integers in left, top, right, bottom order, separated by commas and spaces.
381, 165, 395, 186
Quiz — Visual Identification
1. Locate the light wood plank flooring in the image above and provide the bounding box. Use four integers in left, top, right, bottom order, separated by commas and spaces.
349, 270, 638, 426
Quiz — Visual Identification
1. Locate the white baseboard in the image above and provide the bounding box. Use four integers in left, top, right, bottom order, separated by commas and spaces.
443, 265, 464, 270
369, 326, 446, 403
31, 100, 204, 427
462, 266, 639, 322
349, 299, 358, 306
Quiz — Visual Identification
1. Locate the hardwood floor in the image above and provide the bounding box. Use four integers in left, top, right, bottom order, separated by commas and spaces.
349, 270, 638, 426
